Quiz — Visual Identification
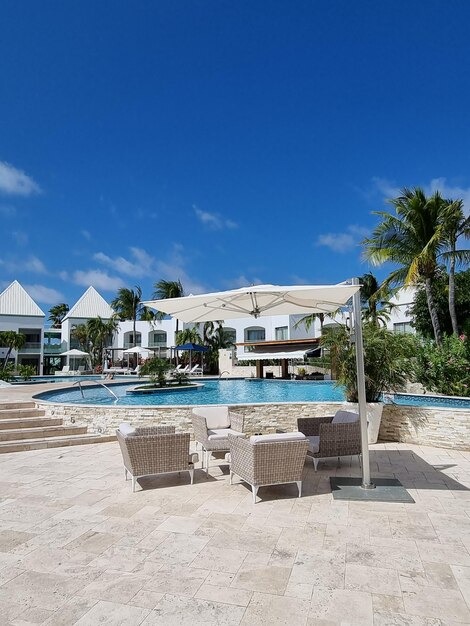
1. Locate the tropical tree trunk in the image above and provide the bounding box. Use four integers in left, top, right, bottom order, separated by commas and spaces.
448, 243, 459, 336
424, 277, 442, 346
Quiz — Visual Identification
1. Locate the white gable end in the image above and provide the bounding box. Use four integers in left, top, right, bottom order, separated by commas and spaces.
0, 281, 45, 317
64, 286, 115, 320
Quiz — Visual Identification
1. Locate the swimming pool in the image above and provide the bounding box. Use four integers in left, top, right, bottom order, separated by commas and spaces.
14, 375, 131, 384
36, 379, 346, 406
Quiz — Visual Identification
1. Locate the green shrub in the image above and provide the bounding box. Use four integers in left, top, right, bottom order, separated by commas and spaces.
414, 335, 470, 397
139, 358, 172, 387
321, 324, 416, 402
17, 365, 36, 381
0, 363, 15, 382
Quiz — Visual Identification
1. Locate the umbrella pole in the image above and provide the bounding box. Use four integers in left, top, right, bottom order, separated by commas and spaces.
352, 277, 374, 489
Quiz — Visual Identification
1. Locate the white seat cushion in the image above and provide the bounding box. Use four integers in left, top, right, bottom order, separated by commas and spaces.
193, 406, 230, 430
225, 452, 231, 463
208, 428, 244, 441
250, 432, 306, 444
307, 436, 320, 454
119, 423, 136, 436
189, 453, 199, 465
332, 410, 359, 424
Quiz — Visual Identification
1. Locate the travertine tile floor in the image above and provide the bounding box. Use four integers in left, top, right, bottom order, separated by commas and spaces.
0, 441, 469, 625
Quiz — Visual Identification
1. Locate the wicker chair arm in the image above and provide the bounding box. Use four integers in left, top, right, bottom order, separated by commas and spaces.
228, 434, 255, 483
297, 416, 333, 437
229, 412, 244, 433
191, 413, 209, 446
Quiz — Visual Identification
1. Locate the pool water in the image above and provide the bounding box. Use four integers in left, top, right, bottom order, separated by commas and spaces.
390, 392, 470, 410
14, 375, 131, 384
36, 379, 346, 406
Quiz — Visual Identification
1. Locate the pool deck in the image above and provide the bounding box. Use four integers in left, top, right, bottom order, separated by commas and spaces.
1, 383, 470, 624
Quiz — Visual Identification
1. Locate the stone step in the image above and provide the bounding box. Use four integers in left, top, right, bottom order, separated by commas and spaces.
0, 434, 116, 454
0, 425, 88, 442
0, 417, 63, 430
0, 402, 36, 411
0, 408, 46, 419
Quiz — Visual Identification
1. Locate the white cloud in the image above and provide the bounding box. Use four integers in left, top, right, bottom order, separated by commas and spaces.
193, 205, 238, 230
27, 256, 47, 274
24, 284, 64, 305
371, 176, 470, 215
73, 270, 124, 292
93, 247, 154, 278
81, 229, 91, 241
0, 255, 47, 274
92, 245, 207, 294
0, 161, 41, 196
316, 225, 369, 253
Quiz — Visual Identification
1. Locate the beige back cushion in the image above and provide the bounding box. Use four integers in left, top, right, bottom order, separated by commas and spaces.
250, 432, 306, 444
192, 406, 230, 429
332, 410, 359, 424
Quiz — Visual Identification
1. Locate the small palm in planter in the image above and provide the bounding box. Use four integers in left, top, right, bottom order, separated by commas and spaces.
321, 324, 416, 442
140, 358, 172, 387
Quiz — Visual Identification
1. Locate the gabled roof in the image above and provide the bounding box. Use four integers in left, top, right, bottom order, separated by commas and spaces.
0, 280, 45, 317
63, 286, 115, 321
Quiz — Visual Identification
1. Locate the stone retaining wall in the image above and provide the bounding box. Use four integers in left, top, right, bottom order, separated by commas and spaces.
35, 401, 341, 437
379, 404, 470, 450
34, 399, 470, 450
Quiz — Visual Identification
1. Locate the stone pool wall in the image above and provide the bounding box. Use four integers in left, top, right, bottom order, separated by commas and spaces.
34, 401, 341, 437
34, 399, 470, 450
380, 404, 470, 451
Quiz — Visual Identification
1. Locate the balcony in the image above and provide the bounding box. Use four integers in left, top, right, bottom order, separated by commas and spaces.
43, 344, 65, 354
18, 342, 41, 354
147, 341, 168, 348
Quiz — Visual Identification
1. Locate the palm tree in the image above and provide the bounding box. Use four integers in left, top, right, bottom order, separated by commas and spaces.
440, 199, 470, 335
359, 272, 395, 327
48, 303, 69, 328
87, 316, 119, 368
363, 187, 448, 345
294, 309, 341, 335
175, 326, 202, 346
0, 331, 26, 371
153, 279, 185, 361
70, 324, 89, 352
111, 286, 144, 348
202, 322, 235, 373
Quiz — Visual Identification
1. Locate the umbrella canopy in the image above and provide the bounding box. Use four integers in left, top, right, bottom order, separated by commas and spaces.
60, 349, 90, 357
174, 343, 209, 352
123, 346, 149, 355
145, 281, 373, 490
143, 283, 359, 323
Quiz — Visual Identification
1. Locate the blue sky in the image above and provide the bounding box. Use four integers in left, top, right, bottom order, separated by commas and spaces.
1, 1, 470, 310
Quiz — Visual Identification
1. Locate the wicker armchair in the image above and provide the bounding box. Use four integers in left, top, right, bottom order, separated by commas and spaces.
227, 432, 309, 503
297, 410, 361, 471
191, 406, 245, 475
116, 424, 198, 492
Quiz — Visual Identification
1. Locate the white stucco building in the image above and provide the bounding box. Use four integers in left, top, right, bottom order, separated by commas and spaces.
0, 280, 417, 374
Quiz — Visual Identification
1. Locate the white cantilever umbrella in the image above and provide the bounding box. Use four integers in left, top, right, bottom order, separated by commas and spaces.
144, 280, 373, 489
60, 348, 91, 369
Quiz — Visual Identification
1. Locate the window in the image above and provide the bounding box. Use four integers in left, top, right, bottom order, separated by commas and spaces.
223, 328, 237, 345
275, 326, 288, 340
244, 326, 265, 351
393, 322, 413, 334
150, 331, 167, 346
124, 332, 141, 347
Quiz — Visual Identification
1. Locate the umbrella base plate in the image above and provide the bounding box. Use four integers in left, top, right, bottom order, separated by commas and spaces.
330, 477, 414, 503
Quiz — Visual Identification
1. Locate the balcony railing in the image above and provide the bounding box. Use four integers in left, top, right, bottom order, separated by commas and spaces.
18, 342, 42, 353
147, 341, 168, 348
43, 344, 64, 354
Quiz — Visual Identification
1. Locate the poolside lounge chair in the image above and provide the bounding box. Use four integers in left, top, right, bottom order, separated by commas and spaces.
226, 432, 309, 503
188, 364, 203, 376
191, 406, 245, 474
297, 410, 361, 471
172, 364, 190, 375
55, 365, 70, 376
116, 423, 199, 492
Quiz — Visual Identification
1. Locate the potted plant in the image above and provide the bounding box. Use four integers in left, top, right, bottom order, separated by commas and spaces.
321, 324, 415, 443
